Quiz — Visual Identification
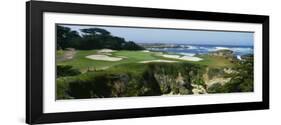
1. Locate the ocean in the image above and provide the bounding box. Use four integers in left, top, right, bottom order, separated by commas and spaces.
146, 44, 253, 57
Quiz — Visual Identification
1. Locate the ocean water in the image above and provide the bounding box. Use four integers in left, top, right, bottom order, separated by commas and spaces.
146, 44, 253, 57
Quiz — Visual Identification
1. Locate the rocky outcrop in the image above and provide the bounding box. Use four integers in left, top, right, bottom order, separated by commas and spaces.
209, 49, 234, 57
208, 49, 237, 62
154, 72, 192, 95
191, 84, 207, 94
57, 63, 237, 99
203, 67, 232, 88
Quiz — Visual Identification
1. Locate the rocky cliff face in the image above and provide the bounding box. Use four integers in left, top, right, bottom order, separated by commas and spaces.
151, 66, 233, 95
57, 49, 253, 99
154, 72, 192, 95
209, 49, 234, 57
57, 62, 237, 99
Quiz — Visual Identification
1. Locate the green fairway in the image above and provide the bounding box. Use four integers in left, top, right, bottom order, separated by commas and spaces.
193, 55, 234, 68
55, 25, 254, 100
57, 50, 161, 72
57, 49, 234, 73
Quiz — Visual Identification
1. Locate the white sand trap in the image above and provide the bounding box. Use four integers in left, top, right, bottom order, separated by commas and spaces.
162, 54, 181, 58
141, 50, 150, 52
98, 49, 115, 53
86, 55, 122, 61
180, 56, 203, 61
162, 54, 203, 61
139, 60, 178, 63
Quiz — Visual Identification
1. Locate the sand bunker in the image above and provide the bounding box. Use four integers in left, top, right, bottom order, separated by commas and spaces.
98, 49, 116, 53
162, 54, 202, 61
141, 50, 150, 53
162, 54, 181, 58
86, 55, 122, 61
180, 56, 203, 61
139, 60, 178, 63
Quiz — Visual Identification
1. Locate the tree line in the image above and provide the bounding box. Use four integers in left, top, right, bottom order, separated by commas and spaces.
57, 25, 144, 50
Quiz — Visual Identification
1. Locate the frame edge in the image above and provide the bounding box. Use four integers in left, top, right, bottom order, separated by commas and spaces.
26, 1, 270, 124
26, 1, 31, 124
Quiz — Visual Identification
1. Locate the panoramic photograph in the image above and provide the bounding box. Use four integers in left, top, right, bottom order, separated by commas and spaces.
56, 24, 254, 100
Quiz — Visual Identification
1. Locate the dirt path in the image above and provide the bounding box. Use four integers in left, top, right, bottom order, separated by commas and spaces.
56, 48, 76, 62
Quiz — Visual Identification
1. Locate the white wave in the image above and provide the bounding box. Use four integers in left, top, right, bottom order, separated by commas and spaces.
231, 47, 253, 53
198, 47, 209, 50
237, 55, 242, 60
199, 47, 216, 52
214, 46, 253, 54
215, 47, 231, 50
179, 45, 186, 48
187, 45, 199, 49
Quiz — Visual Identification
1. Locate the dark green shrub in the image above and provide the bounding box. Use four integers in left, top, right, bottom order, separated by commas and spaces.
57, 65, 81, 77
207, 83, 226, 93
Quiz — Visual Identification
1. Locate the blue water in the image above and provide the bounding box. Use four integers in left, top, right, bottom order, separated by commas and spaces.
147, 44, 253, 56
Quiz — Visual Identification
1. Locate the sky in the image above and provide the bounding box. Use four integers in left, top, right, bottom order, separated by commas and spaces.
60, 24, 254, 46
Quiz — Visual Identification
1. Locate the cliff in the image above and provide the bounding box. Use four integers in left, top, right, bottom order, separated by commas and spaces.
56, 62, 240, 99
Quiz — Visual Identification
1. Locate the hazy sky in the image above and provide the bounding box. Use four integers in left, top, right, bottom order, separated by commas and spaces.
60, 24, 254, 46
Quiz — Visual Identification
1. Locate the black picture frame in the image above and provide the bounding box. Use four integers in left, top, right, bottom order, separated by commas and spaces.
26, 1, 269, 124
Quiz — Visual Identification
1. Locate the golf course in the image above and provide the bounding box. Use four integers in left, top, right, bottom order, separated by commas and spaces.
57, 49, 234, 72
55, 25, 254, 100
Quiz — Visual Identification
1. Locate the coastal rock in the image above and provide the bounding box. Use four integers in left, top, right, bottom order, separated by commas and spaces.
58, 62, 239, 99
203, 67, 232, 88
209, 49, 234, 57
175, 72, 185, 86
154, 73, 174, 94
191, 84, 207, 94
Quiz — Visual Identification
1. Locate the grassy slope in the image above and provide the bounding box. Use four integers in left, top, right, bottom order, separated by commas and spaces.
194, 55, 234, 68
56, 50, 65, 60
56, 50, 236, 99
57, 50, 160, 72
57, 50, 234, 72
